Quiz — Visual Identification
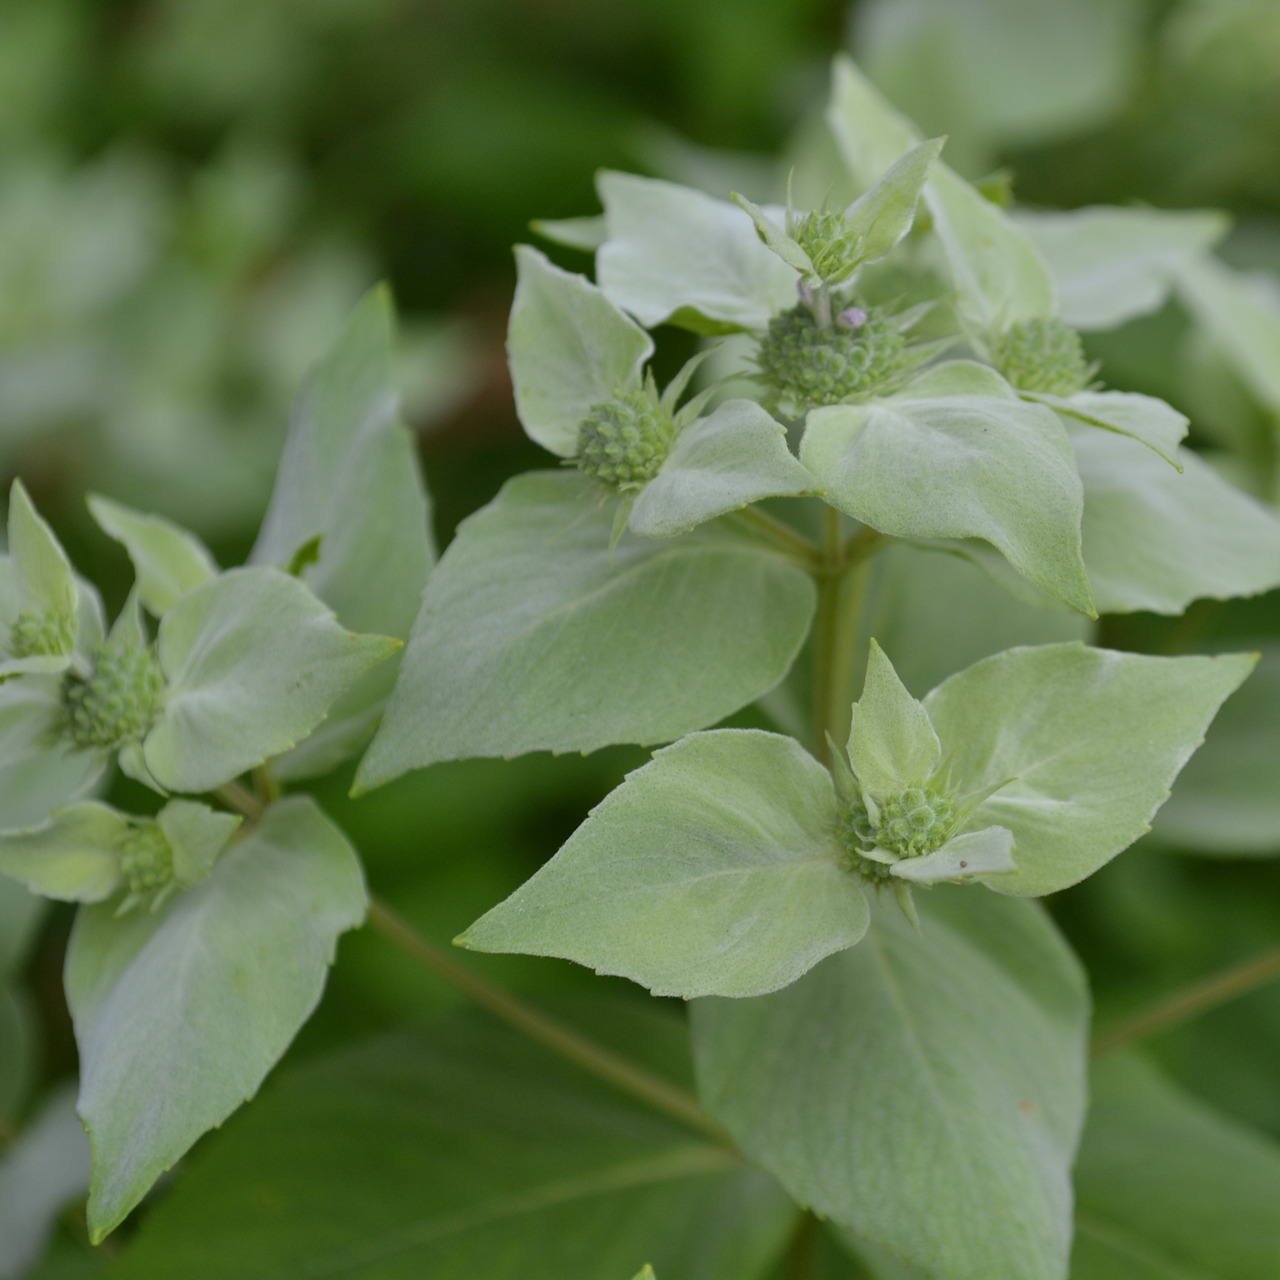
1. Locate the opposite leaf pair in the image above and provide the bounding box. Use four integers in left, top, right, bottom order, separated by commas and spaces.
461, 641, 1252, 999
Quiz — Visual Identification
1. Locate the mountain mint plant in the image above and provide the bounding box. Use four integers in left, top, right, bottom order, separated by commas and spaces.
3, 52, 1280, 1280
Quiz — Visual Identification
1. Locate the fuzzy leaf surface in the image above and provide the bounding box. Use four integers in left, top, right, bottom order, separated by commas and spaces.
145, 567, 398, 794
596, 172, 798, 332
66, 796, 367, 1240
358, 472, 815, 786
692, 888, 1088, 1280
506, 246, 654, 457
1074, 428, 1280, 614
848, 639, 941, 800
923, 643, 1256, 895
1029, 390, 1187, 468
0, 802, 125, 903
1073, 1053, 1280, 1279
460, 730, 865, 999
105, 1007, 797, 1280
628, 400, 816, 538
826, 54, 920, 192
801, 363, 1093, 615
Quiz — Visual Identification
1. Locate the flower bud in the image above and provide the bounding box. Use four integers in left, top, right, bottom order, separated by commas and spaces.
65, 640, 165, 749
991, 317, 1097, 396
576, 387, 678, 490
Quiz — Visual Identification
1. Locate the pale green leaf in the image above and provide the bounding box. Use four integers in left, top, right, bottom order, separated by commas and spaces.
627, 400, 816, 539
87, 495, 217, 616
144, 567, 399, 794
923, 643, 1257, 896
357, 473, 815, 787
250, 284, 435, 780
1176, 253, 1280, 413
1027, 390, 1186, 468
531, 214, 608, 252
730, 194, 814, 278
889, 825, 1015, 884
924, 162, 1058, 334
0, 674, 106, 831
848, 639, 940, 800
508, 246, 653, 457
100, 1005, 796, 1280
1015, 206, 1229, 331
801, 363, 1094, 615
842, 136, 945, 267
157, 800, 241, 888
825, 54, 920, 193
692, 887, 1088, 1280
460, 730, 865, 999
0, 803, 126, 903
1152, 646, 1280, 856
67, 796, 367, 1240
0, 1087, 91, 1279
1073, 1053, 1280, 1280
1073, 428, 1280, 615
7, 479, 76, 627
596, 171, 799, 332
632, 1268, 656, 1280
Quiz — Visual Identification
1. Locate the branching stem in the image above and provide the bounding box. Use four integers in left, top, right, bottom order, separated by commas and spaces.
732, 506, 821, 567
1091, 942, 1280, 1057
366, 898, 734, 1148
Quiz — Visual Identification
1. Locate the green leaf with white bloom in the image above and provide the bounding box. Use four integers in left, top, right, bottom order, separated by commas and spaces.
250, 286, 436, 780
924, 162, 1058, 335
1073, 428, 1280, 614
730, 195, 814, 280
67, 795, 367, 1241
801, 362, 1094, 615
841, 136, 946, 269
889, 826, 1016, 883
826, 54, 920, 192
1014, 206, 1229, 331
507, 246, 653, 457
596, 172, 798, 333
87, 495, 217, 616
357, 472, 815, 787
692, 887, 1088, 1280
848, 639, 940, 800
459, 730, 866, 1000
1176, 253, 1280, 413
158, 800, 242, 888
0, 803, 126, 903
1152, 646, 1280, 856
1073, 1053, 1280, 1280
0, 675, 106, 830
531, 213, 608, 252
144, 567, 399, 794
923, 642, 1256, 896
1026, 389, 1187, 468
627, 399, 816, 538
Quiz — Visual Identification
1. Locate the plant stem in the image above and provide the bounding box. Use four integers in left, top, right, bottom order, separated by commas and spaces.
215, 780, 265, 823
812, 506, 844, 766
732, 506, 821, 567
366, 898, 734, 1147
1091, 943, 1280, 1057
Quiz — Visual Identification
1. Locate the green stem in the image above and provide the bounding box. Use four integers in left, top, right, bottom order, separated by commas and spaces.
1091, 943, 1280, 1058
812, 506, 844, 766
731, 506, 821, 568
366, 898, 734, 1148
215, 780, 265, 823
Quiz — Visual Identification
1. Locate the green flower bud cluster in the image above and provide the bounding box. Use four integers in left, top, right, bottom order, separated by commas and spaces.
991, 318, 1098, 396
839, 785, 957, 882
119, 822, 174, 896
791, 209, 864, 284
757, 302, 908, 408
8, 609, 75, 658
577, 385, 678, 490
65, 640, 165, 749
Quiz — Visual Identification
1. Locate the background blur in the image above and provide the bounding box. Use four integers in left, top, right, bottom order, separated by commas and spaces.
4, 0, 1280, 1271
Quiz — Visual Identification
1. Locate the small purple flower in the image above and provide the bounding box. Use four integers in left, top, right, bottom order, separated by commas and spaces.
836, 307, 868, 330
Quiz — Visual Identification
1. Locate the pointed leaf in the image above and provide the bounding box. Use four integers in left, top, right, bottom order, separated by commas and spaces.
889, 825, 1016, 884
1015, 206, 1229, 330
531, 213, 608, 252
67, 796, 367, 1240
99, 1007, 796, 1280
848, 640, 940, 799
1074, 428, 1280, 615
357, 472, 815, 787
730, 193, 815, 278
627, 400, 817, 538
692, 888, 1088, 1280
842, 136, 945, 266
157, 800, 241, 888
144, 567, 399, 794
8, 479, 76, 624
1028, 390, 1186, 468
87, 496, 217, 616
461, 730, 865, 999
801, 363, 1094, 615
1073, 1053, 1280, 1280
596, 172, 798, 332
924, 163, 1058, 334
0, 802, 125, 903
923, 643, 1257, 896
826, 54, 920, 192
507, 246, 654, 457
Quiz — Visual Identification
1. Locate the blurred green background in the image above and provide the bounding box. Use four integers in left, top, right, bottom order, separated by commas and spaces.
5, 0, 1280, 1268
